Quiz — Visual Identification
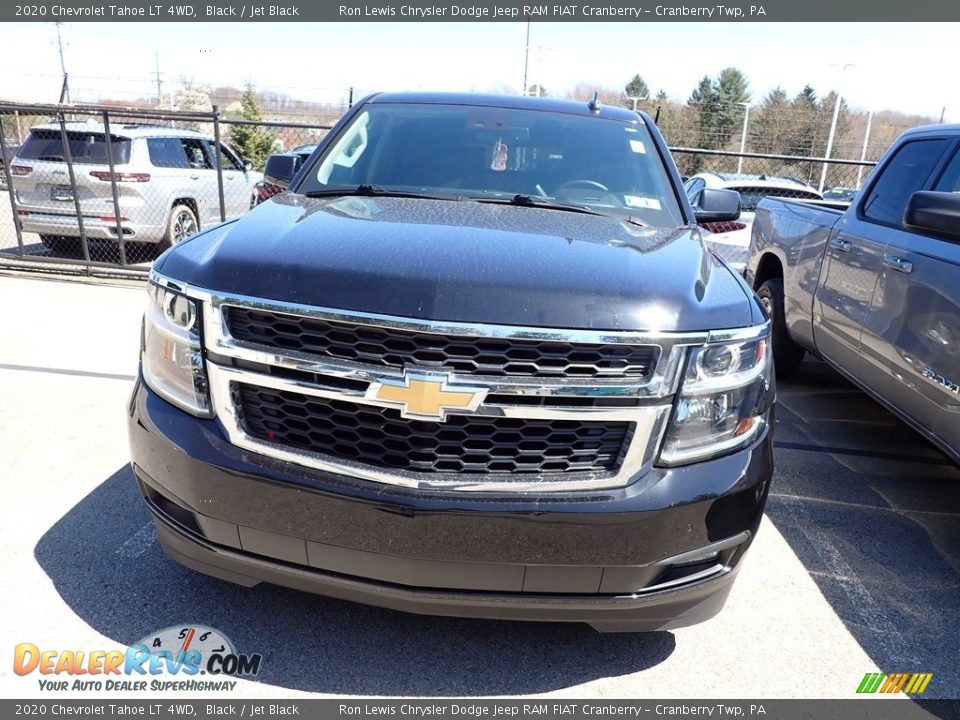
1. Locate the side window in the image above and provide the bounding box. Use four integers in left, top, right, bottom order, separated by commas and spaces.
933, 147, 960, 193
147, 138, 190, 168
203, 141, 243, 172
684, 178, 705, 205
181, 139, 213, 170
861, 139, 949, 226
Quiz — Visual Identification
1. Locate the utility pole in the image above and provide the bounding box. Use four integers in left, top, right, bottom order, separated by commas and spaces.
856, 110, 873, 188
736, 103, 750, 174
819, 63, 854, 194
522, 22, 531, 95
55, 22, 69, 103
153, 52, 164, 108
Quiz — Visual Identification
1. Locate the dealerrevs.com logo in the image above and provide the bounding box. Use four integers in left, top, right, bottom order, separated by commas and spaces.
14, 625, 262, 692
857, 672, 934, 695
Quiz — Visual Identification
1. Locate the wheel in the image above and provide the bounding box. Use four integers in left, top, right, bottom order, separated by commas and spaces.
158, 204, 199, 251
39, 235, 81, 254
555, 179, 609, 193
757, 278, 805, 379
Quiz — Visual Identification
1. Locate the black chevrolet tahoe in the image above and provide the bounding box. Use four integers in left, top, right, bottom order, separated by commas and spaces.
128, 92, 774, 632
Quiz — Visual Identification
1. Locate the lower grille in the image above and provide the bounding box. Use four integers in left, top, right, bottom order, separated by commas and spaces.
235, 383, 630, 475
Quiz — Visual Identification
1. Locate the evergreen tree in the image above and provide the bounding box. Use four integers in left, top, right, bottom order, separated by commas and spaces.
752, 87, 791, 156
230, 85, 278, 171
713, 67, 751, 148
624, 74, 650, 105
787, 85, 819, 158
688, 75, 720, 153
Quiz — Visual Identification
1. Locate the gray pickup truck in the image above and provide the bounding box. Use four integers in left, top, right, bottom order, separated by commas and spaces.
746, 124, 960, 465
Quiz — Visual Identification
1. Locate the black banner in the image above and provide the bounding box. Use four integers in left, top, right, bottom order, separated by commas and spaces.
2, 700, 958, 720
4, 0, 960, 22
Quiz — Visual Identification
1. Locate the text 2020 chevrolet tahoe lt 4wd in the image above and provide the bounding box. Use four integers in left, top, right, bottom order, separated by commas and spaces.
128, 93, 774, 632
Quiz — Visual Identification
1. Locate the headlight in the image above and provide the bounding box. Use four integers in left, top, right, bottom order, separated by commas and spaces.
141, 280, 211, 417
658, 328, 773, 466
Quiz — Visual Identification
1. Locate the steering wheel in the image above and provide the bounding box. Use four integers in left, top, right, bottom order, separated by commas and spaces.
555, 179, 609, 192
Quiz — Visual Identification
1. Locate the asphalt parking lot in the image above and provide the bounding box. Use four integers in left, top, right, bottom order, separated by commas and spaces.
1, 273, 957, 702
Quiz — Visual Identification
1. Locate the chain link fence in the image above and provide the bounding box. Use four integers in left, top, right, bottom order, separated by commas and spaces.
0, 102, 331, 274
672, 147, 874, 196
1, 101, 877, 277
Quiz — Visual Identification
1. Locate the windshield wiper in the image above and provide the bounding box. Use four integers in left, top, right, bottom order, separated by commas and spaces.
303, 185, 461, 201
475, 194, 651, 227
471, 194, 603, 215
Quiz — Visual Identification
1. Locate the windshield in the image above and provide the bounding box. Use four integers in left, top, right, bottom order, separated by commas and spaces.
297, 102, 684, 227
19, 129, 132, 165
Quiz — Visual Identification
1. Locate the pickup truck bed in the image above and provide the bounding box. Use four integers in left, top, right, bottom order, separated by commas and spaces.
746, 124, 960, 465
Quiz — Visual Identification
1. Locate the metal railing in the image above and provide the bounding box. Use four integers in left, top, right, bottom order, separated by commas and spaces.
0, 102, 332, 276
671, 147, 876, 192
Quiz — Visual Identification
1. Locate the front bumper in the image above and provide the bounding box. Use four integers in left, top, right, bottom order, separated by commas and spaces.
129, 378, 773, 632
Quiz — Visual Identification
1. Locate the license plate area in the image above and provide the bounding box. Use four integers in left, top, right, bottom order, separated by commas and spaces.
50, 185, 74, 201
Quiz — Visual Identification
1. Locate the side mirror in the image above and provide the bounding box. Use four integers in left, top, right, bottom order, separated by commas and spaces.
903, 190, 960, 241
693, 188, 741, 223
244, 160, 253, 172
263, 153, 303, 190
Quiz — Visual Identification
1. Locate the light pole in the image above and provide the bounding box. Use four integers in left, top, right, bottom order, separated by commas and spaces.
521, 22, 530, 96
526, 44, 552, 96
54, 22, 69, 103
736, 103, 750, 174
819, 63, 854, 194
856, 109, 873, 188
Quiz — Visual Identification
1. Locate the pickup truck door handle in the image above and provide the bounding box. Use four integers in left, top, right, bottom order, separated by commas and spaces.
830, 238, 852, 253
882, 255, 914, 274
189, 174, 200, 180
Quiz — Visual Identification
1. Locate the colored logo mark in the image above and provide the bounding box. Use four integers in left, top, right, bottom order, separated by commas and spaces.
857, 672, 933, 695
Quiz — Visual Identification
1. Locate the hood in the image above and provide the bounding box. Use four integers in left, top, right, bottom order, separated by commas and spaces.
156, 194, 759, 332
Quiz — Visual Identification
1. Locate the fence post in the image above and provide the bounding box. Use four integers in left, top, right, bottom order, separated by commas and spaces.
102, 110, 128, 266
57, 112, 92, 274
0, 115, 26, 256
212, 104, 226, 222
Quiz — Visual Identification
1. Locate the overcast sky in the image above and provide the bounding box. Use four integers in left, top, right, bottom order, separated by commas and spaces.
0, 22, 955, 121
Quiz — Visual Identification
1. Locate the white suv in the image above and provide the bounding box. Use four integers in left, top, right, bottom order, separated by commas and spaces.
684, 173, 822, 269
10, 123, 258, 252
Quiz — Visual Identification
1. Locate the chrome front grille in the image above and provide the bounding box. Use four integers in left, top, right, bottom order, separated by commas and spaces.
159, 278, 747, 493
224, 306, 659, 378
235, 383, 631, 475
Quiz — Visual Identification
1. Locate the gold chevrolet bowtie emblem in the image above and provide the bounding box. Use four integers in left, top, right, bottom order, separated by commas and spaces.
366, 373, 488, 422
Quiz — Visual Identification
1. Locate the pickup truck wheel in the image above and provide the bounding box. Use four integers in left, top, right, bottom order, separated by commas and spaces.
158, 204, 198, 251
758, 278, 805, 379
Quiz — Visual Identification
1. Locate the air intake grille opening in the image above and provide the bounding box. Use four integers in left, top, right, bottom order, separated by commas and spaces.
235, 383, 631, 476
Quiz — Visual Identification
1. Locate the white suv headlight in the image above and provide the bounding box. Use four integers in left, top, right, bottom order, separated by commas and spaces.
658, 327, 773, 466
142, 281, 211, 417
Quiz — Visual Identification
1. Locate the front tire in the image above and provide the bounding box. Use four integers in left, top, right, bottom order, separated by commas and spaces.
757, 278, 805, 379
158, 204, 198, 251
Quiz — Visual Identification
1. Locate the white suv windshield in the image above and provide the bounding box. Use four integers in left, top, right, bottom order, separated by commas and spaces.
299, 102, 684, 227
19, 129, 132, 165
